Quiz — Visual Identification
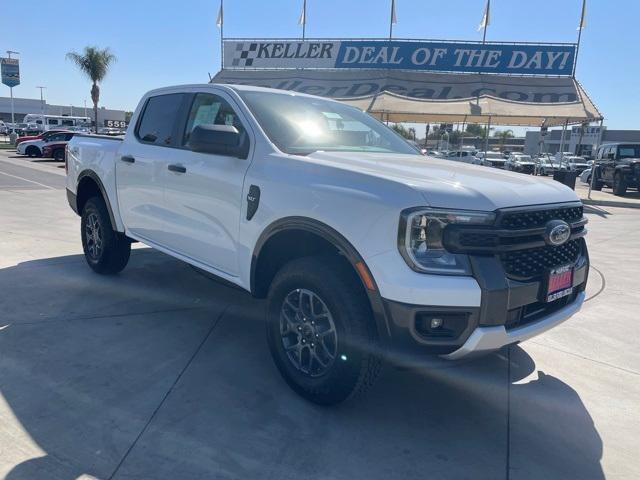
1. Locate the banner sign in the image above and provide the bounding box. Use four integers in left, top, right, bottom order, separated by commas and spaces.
224, 39, 576, 76
1, 58, 20, 87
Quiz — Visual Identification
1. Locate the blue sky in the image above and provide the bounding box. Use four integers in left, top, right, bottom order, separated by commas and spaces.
2, 0, 638, 129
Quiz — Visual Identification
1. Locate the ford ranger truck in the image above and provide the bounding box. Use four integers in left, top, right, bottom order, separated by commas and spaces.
65, 84, 589, 405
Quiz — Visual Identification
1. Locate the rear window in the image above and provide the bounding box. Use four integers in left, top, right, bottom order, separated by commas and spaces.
136, 93, 184, 146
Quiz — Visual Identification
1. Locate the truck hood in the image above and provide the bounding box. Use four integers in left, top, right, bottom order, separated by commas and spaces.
305, 152, 579, 211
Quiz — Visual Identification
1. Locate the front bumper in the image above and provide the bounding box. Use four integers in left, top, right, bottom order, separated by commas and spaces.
379, 243, 588, 359
442, 291, 585, 360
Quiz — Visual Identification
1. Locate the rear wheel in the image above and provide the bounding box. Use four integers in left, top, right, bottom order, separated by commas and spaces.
613, 172, 627, 196
53, 149, 65, 162
81, 196, 131, 274
266, 256, 381, 405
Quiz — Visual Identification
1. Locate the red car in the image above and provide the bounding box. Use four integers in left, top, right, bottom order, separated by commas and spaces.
15, 129, 70, 147
42, 138, 73, 162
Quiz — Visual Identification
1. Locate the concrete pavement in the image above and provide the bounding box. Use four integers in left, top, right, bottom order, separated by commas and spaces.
0, 151, 638, 479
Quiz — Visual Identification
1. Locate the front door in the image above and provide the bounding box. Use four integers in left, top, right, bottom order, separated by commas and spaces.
116, 92, 185, 242
160, 90, 253, 276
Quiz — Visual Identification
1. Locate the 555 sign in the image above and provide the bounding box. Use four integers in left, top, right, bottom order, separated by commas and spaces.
224, 39, 576, 76
1, 58, 20, 88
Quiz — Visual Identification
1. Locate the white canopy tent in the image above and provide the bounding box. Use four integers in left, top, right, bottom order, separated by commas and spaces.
212, 69, 602, 127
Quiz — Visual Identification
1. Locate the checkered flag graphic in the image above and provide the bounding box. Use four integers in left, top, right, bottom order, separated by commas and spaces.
231, 43, 259, 67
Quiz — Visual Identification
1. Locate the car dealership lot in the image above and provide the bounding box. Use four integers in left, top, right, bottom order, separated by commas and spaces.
0, 150, 638, 480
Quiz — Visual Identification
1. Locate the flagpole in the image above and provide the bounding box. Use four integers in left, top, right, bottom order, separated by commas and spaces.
573, 0, 586, 77
302, 0, 307, 39
219, 0, 224, 70
389, 0, 395, 40
482, 0, 490, 44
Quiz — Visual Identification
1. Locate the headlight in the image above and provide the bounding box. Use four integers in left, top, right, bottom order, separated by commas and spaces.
398, 208, 496, 275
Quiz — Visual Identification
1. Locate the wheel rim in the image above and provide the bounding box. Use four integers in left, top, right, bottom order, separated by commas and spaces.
85, 213, 103, 259
280, 288, 338, 377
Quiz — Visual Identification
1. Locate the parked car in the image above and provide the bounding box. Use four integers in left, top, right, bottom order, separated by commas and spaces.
16, 131, 74, 157
562, 155, 590, 174
446, 150, 476, 163
592, 142, 640, 196
66, 84, 588, 405
580, 168, 592, 184
15, 128, 71, 147
42, 137, 74, 162
536, 154, 565, 176
475, 151, 507, 168
0, 120, 7, 135
505, 153, 536, 174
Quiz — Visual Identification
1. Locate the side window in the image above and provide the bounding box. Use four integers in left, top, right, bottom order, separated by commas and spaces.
182, 93, 245, 146
47, 118, 59, 125
136, 93, 184, 146
61, 119, 74, 126
47, 133, 65, 142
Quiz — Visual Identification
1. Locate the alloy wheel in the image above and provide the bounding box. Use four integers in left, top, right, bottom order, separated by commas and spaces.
280, 288, 338, 377
85, 213, 103, 259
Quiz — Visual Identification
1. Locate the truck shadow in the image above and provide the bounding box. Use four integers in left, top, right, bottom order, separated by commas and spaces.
0, 250, 604, 480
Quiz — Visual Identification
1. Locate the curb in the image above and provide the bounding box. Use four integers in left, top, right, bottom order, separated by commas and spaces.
582, 198, 640, 210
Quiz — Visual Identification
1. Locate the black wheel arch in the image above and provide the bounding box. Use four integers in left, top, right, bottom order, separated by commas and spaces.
76, 170, 117, 229
251, 217, 392, 340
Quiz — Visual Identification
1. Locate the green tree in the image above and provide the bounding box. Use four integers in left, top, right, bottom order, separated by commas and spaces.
391, 123, 413, 140
466, 124, 488, 138
493, 129, 515, 149
66, 46, 117, 133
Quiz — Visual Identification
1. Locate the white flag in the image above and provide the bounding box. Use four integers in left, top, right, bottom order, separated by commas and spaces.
216, 2, 223, 28
577, 0, 587, 30
477, 0, 490, 31
298, 0, 307, 26
391, 0, 397, 24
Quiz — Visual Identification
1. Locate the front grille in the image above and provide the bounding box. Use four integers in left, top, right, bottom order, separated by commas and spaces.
500, 239, 582, 280
499, 205, 583, 230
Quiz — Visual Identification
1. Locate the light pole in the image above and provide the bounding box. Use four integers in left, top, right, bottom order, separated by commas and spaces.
6, 50, 19, 133
84, 99, 87, 118
36, 86, 46, 115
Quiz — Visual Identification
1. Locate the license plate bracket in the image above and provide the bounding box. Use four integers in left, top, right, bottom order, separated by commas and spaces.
544, 264, 574, 302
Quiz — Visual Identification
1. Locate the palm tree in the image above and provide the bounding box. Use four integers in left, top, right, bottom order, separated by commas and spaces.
494, 129, 514, 149
66, 47, 117, 133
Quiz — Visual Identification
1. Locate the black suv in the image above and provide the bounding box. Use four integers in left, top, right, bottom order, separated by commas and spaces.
592, 143, 640, 196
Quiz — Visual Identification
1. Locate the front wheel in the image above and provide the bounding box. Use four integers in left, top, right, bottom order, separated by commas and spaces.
26, 145, 40, 158
81, 196, 131, 274
266, 256, 381, 405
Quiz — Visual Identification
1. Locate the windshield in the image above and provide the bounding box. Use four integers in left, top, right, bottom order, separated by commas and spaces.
617, 145, 640, 159
485, 152, 504, 159
515, 155, 532, 162
238, 90, 417, 156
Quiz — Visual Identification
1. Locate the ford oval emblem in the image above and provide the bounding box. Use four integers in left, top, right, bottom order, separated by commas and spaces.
545, 220, 571, 246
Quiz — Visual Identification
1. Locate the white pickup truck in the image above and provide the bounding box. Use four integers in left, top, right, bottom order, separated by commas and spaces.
66, 84, 589, 404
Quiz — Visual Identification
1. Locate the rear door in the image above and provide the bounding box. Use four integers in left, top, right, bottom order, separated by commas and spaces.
116, 92, 186, 242
159, 90, 253, 276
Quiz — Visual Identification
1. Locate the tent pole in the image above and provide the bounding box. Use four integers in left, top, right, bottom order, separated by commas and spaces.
461, 116, 467, 149
559, 120, 568, 160
589, 118, 604, 200
484, 117, 491, 157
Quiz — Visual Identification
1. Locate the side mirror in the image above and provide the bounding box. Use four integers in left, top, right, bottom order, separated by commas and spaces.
188, 124, 249, 159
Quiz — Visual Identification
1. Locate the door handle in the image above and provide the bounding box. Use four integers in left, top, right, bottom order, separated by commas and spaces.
120, 155, 135, 164
168, 164, 187, 173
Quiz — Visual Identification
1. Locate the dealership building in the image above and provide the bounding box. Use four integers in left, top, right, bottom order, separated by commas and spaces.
0, 96, 126, 126
524, 126, 640, 157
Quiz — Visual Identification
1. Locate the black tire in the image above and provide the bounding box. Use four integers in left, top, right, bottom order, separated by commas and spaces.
81, 196, 131, 274
591, 177, 603, 191
613, 172, 627, 196
26, 145, 40, 158
53, 149, 65, 162
266, 256, 381, 405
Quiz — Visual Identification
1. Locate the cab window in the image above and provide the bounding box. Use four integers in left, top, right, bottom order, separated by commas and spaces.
135, 93, 184, 146
182, 93, 245, 146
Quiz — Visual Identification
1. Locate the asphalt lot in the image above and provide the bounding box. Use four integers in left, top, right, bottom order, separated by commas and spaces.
0, 150, 638, 480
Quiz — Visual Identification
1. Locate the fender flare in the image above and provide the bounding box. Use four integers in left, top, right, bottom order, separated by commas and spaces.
251, 216, 392, 339
76, 169, 117, 228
